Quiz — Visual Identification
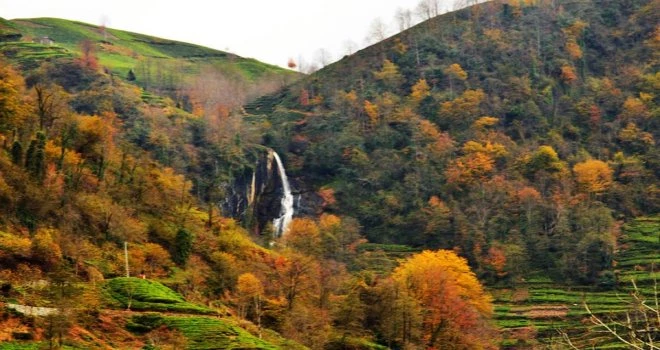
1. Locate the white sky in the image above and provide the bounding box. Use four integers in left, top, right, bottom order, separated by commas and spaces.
0, 0, 456, 68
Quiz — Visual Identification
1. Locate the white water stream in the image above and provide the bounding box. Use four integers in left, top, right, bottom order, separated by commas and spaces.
272, 151, 294, 236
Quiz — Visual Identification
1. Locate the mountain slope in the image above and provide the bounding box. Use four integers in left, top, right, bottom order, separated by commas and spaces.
247, 0, 659, 281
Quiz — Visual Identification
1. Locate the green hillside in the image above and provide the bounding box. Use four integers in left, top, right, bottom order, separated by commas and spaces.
1, 17, 295, 82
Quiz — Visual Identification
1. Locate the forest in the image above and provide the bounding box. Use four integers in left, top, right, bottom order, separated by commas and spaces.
0, 0, 658, 349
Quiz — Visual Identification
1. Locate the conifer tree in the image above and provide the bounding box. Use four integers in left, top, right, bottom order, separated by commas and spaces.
11, 140, 23, 165
172, 228, 193, 266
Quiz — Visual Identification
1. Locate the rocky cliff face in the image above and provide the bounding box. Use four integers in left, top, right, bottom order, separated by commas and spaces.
220, 149, 323, 235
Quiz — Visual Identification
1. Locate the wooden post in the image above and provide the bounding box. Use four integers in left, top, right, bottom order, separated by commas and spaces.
124, 241, 130, 277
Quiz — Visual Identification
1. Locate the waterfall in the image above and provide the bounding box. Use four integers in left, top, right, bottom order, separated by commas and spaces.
248, 171, 256, 206
272, 151, 294, 236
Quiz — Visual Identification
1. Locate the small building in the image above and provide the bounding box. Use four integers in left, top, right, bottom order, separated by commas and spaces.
37, 36, 54, 45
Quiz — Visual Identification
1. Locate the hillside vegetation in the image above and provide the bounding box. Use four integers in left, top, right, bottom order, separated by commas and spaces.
249, 0, 659, 284
0, 0, 658, 349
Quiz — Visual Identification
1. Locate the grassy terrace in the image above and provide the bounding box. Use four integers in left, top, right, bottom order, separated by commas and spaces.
127, 313, 281, 350
103, 277, 216, 315
494, 216, 659, 349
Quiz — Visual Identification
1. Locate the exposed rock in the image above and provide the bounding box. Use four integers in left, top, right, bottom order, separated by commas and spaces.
221, 149, 324, 234
6, 303, 58, 317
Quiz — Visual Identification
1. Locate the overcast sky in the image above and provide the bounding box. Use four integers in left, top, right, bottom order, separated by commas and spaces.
0, 0, 456, 68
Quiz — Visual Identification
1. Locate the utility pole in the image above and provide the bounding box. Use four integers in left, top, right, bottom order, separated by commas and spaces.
124, 241, 130, 277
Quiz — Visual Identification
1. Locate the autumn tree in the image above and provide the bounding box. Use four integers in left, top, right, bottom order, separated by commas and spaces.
390, 250, 498, 349
439, 89, 485, 130
0, 61, 29, 133
31, 79, 71, 133
363, 100, 379, 127
272, 252, 320, 311
573, 159, 614, 195
444, 63, 468, 96
235, 272, 265, 335
31, 228, 63, 268
284, 218, 322, 257
373, 59, 403, 90
78, 39, 99, 71
410, 78, 430, 104
525, 145, 565, 179
562, 20, 588, 61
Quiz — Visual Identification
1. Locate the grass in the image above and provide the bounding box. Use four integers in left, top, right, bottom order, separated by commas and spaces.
103, 277, 215, 314
2, 17, 294, 82
128, 313, 280, 349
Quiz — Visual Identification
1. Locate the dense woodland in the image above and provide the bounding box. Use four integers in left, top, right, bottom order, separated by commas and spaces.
0, 0, 658, 349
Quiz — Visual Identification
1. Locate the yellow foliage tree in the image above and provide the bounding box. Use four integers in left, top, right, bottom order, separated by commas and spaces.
562, 20, 588, 61
363, 100, 379, 126
31, 228, 63, 267
440, 89, 486, 127
284, 218, 322, 257
573, 159, 614, 194
446, 152, 495, 186
472, 116, 500, 130
0, 61, 29, 131
373, 59, 403, 89
444, 63, 468, 96
410, 79, 430, 103
235, 272, 264, 332
391, 250, 497, 349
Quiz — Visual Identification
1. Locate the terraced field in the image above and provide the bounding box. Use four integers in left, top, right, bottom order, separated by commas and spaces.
494, 216, 660, 349
127, 313, 283, 350
103, 277, 216, 315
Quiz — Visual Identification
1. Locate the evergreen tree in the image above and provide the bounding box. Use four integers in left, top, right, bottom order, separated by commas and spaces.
11, 140, 23, 165
25, 132, 47, 179
172, 228, 193, 266
24, 139, 37, 171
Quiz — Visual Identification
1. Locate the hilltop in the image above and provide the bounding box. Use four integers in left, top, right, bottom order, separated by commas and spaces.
0, 17, 293, 82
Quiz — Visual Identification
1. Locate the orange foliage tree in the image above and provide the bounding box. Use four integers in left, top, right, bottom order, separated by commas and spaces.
391, 250, 498, 349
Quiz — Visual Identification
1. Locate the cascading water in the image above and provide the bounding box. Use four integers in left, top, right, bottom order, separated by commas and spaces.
272, 151, 294, 236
